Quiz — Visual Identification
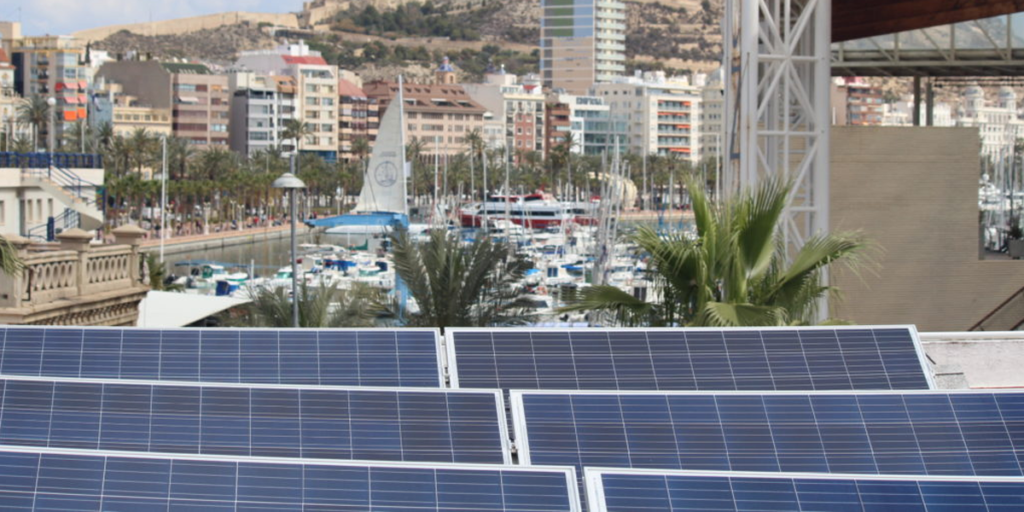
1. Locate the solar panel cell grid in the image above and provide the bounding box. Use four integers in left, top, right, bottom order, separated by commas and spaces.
0, 327, 443, 387
448, 327, 932, 391
586, 470, 1024, 512
513, 391, 1024, 477
0, 449, 580, 512
0, 378, 509, 465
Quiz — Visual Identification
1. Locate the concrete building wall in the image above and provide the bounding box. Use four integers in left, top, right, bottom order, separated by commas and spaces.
96, 61, 172, 110
829, 126, 1024, 331
921, 334, 1024, 389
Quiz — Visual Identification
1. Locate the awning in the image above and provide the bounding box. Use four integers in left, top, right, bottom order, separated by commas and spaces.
78, 94, 87, 103
176, 95, 199, 104
64, 96, 79, 104
78, 80, 87, 89
77, 107, 86, 118
137, 290, 251, 327
63, 110, 78, 121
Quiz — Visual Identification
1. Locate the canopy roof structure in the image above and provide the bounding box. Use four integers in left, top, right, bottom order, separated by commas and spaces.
833, 0, 1024, 42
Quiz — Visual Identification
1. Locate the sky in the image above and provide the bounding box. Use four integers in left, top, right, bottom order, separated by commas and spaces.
5, 0, 305, 38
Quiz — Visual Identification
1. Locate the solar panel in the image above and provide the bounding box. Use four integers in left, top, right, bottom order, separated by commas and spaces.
0, 376, 510, 464
512, 390, 1024, 476
447, 326, 933, 391
0, 327, 443, 387
584, 469, 1024, 512
0, 446, 581, 512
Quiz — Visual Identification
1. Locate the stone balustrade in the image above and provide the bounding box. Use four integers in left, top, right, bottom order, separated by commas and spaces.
0, 225, 150, 326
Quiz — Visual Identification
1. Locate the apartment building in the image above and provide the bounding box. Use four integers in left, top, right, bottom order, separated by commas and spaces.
0, 48, 19, 147
235, 42, 339, 162
364, 80, 486, 158
545, 92, 616, 156
90, 79, 171, 137
699, 70, 724, 162
463, 68, 546, 163
96, 60, 229, 149
338, 78, 379, 163
593, 71, 701, 162
7, 34, 88, 147
540, 0, 627, 94
228, 71, 299, 157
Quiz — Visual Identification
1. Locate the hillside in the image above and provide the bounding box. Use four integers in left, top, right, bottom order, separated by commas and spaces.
92, 0, 725, 77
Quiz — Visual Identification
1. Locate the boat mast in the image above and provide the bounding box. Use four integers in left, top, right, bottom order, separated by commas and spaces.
398, 75, 409, 218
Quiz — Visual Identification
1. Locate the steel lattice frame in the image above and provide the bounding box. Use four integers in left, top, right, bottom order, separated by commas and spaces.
724, 0, 832, 255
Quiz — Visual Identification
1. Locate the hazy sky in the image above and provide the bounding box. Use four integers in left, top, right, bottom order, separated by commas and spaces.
6, 0, 305, 37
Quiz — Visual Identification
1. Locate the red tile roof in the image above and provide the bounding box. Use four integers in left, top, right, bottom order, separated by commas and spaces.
0, 48, 10, 65
337, 78, 365, 98
282, 55, 328, 66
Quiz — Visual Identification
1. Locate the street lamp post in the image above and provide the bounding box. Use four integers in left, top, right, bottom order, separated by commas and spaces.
273, 162, 306, 328
46, 97, 57, 172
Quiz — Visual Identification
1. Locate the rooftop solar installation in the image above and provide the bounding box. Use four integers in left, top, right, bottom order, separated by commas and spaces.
0, 376, 510, 464
0, 327, 443, 387
584, 469, 1024, 512
0, 446, 581, 512
512, 390, 1024, 477
447, 327, 933, 391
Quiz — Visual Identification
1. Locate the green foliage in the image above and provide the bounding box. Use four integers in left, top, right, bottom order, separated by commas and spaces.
333, 1, 489, 41
145, 253, 184, 292
309, 37, 538, 81
388, 229, 531, 327
562, 179, 872, 327
236, 282, 382, 328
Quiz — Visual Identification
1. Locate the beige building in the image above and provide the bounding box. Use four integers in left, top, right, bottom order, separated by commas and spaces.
593, 71, 701, 162
0, 47, 20, 148
463, 68, 546, 163
364, 80, 487, 158
96, 61, 229, 150
540, 0, 627, 94
91, 80, 171, 138
235, 42, 339, 161
6, 32, 89, 147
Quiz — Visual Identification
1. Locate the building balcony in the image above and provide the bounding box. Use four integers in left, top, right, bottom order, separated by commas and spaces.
597, 20, 627, 31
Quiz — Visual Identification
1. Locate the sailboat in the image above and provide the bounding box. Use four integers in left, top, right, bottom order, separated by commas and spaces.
306, 76, 410, 243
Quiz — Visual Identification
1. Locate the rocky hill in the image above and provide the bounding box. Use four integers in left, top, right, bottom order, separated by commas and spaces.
92, 0, 725, 77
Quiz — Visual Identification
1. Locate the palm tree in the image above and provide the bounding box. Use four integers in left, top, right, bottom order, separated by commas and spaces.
351, 136, 372, 166
237, 282, 380, 327
281, 119, 314, 154
17, 95, 51, 151
145, 253, 184, 292
0, 236, 24, 277
465, 129, 484, 200
562, 178, 870, 327
388, 228, 531, 327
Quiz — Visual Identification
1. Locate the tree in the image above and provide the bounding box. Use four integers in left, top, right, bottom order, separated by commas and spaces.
145, 253, 184, 292
282, 119, 314, 153
562, 178, 870, 327
237, 282, 381, 327
388, 228, 531, 327
17, 95, 51, 151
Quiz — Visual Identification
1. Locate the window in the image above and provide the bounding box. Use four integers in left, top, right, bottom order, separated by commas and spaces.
322, 98, 335, 106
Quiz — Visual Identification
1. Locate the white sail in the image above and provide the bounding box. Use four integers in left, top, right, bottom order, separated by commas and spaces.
353, 81, 408, 215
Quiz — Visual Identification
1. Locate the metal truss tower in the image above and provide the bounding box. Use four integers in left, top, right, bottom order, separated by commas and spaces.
724, 0, 832, 254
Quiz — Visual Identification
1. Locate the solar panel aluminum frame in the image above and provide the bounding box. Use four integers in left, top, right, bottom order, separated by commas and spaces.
445, 325, 936, 390
0, 326, 447, 387
0, 445, 582, 512
582, 467, 1024, 512
0, 375, 514, 465
509, 388, 1024, 467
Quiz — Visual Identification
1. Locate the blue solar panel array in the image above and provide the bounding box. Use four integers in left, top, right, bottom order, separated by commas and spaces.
513, 391, 1024, 476
0, 448, 580, 512
0, 327, 443, 387
585, 469, 1024, 512
0, 377, 509, 464
448, 327, 932, 391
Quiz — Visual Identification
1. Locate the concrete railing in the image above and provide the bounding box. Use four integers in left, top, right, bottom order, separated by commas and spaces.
0, 225, 147, 310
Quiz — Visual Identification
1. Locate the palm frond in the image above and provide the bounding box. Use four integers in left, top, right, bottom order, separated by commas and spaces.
0, 235, 25, 277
